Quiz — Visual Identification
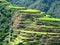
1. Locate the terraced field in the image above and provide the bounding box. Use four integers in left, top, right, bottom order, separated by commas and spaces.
9, 6, 60, 45
4, 30, 60, 45
0, 0, 60, 45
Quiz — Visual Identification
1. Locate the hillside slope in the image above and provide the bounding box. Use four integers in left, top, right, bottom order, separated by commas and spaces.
0, 0, 60, 45
7, 0, 60, 18
9, 4, 60, 45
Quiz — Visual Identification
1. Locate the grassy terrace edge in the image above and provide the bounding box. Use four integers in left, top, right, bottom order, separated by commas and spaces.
17, 30, 59, 34
35, 17, 60, 21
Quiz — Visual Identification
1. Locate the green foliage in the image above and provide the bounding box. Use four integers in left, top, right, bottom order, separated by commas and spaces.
0, 0, 14, 45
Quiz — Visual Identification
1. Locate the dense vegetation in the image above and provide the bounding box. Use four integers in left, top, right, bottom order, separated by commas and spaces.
7, 0, 60, 18
0, 0, 14, 45
0, 0, 60, 45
